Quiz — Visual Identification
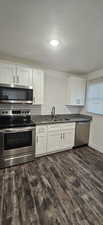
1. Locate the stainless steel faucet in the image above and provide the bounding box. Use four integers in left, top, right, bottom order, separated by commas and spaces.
51, 106, 56, 119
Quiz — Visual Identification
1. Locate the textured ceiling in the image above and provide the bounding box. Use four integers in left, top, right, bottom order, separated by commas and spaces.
0, 0, 103, 74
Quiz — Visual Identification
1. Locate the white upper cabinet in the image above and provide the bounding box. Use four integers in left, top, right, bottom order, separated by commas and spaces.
15, 65, 32, 87
32, 69, 44, 104
0, 63, 15, 84
66, 77, 86, 106
0, 62, 33, 87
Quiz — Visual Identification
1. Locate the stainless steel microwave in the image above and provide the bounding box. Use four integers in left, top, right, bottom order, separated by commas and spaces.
0, 84, 33, 104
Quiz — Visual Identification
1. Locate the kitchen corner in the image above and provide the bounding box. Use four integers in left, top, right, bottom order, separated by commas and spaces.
0, 2, 103, 224
0, 68, 92, 168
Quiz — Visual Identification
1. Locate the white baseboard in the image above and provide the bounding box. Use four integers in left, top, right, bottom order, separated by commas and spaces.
89, 143, 103, 153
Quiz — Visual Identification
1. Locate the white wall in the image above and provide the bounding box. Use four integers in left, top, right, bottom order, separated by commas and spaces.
41, 70, 82, 114
81, 69, 103, 153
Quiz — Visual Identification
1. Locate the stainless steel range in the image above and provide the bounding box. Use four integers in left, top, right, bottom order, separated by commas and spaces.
0, 109, 35, 168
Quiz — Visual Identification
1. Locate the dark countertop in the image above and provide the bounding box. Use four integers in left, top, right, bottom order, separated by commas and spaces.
32, 114, 92, 126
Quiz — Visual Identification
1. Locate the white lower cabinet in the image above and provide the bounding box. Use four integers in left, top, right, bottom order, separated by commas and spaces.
35, 123, 75, 157
61, 129, 75, 149
35, 125, 47, 156
35, 133, 47, 156
60, 124, 75, 150
47, 123, 75, 153
47, 128, 61, 153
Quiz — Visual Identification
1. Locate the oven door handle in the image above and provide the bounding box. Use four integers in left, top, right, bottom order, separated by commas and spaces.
3, 127, 35, 133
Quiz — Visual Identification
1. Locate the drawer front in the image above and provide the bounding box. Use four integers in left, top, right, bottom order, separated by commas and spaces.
36, 125, 47, 134
48, 124, 61, 131
60, 122, 75, 130
36, 123, 75, 132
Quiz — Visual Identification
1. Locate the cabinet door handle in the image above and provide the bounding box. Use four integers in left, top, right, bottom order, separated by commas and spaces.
16, 66, 18, 83
17, 75, 19, 83
76, 98, 80, 104
61, 133, 62, 140
13, 75, 15, 83
63, 133, 64, 139
36, 136, 38, 143
12, 71, 15, 83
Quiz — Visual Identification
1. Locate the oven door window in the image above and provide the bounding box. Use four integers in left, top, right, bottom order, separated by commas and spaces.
4, 131, 32, 150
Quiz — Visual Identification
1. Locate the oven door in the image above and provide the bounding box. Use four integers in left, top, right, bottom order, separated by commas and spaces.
1, 127, 35, 156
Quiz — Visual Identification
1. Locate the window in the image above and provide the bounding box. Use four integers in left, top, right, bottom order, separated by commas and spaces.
86, 78, 103, 115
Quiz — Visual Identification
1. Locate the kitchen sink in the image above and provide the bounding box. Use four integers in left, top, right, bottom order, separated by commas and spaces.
40, 118, 71, 124
40, 121, 50, 124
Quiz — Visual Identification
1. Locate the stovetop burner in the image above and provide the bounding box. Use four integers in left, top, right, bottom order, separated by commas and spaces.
0, 109, 34, 129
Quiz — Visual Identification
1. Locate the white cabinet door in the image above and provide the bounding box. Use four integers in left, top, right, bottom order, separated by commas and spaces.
35, 125, 47, 156
0, 63, 15, 84
47, 130, 61, 153
32, 69, 44, 104
15, 65, 32, 87
67, 77, 86, 105
47, 125, 61, 153
61, 129, 75, 149
35, 134, 47, 156
60, 123, 75, 149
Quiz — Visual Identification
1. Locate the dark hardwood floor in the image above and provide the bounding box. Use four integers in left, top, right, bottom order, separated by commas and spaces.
0, 146, 103, 225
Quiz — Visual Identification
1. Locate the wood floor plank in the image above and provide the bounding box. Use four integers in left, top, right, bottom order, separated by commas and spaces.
0, 147, 103, 225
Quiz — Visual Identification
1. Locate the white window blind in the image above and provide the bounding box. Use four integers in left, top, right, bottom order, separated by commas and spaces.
86, 78, 103, 115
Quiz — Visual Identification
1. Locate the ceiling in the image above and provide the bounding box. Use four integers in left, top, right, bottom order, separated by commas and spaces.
0, 0, 103, 74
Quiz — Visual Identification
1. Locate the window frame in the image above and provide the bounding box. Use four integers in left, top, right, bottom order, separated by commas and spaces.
86, 78, 103, 115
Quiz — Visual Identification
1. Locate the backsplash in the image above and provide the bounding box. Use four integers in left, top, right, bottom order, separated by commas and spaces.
0, 104, 41, 115
0, 104, 82, 115
41, 104, 82, 115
